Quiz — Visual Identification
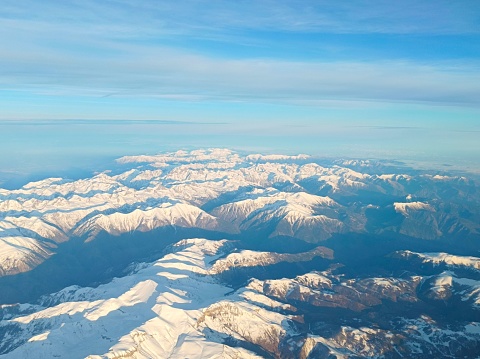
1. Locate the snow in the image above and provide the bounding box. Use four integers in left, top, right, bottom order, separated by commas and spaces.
295, 272, 333, 289
423, 271, 480, 306
453, 277, 480, 306
239, 290, 294, 312
84, 280, 158, 321
3, 239, 272, 358
211, 190, 345, 241
198, 299, 289, 357
246, 153, 309, 161
0, 147, 454, 276
394, 201, 434, 215
3, 235, 480, 357
76, 203, 236, 241
27, 331, 50, 342
399, 250, 480, 271
4, 216, 67, 243
22, 178, 65, 190
421, 252, 480, 269
378, 174, 412, 181
305, 326, 400, 359
0, 236, 54, 275
1, 148, 480, 357
210, 246, 331, 274
431, 272, 453, 296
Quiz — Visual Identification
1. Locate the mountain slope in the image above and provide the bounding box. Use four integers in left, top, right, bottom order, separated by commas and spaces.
2, 238, 480, 358
0, 239, 265, 358
1, 149, 479, 278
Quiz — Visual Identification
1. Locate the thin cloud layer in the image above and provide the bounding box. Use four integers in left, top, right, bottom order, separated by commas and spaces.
0, 0, 479, 112
2, 0, 479, 35
1, 42, 479, 106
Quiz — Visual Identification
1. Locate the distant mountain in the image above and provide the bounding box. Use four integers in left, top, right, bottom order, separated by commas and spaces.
1, 148, 478, 278
1, 148, 479, 358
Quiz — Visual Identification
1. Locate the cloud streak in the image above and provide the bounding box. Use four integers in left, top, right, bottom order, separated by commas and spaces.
1, 39, 479, 107
0, 119, 227, 126
2, 0, 479, 36
0, 1, 479, 109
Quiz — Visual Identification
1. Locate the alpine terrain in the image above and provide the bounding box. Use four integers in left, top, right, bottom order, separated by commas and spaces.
1, 148, 479, 358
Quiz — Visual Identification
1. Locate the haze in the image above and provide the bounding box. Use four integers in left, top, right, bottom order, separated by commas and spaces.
1, 1, 479, 184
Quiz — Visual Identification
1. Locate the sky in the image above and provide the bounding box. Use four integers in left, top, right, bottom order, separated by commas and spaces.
1, 0, 480, 182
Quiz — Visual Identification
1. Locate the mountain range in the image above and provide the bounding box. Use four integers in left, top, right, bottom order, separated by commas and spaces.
1, 148, 479, 358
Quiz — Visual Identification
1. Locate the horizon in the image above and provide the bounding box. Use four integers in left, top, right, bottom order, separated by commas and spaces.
1, 1, 480, 183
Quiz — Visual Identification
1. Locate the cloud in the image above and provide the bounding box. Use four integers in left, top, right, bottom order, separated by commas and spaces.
1, 39, 479, 107
0, 119, 227, 125
349, 126, 425, 130
0, 1, 479, 108
2, 0, 479, 36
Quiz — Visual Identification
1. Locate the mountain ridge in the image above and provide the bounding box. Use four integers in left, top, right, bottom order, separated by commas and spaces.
1, 148, 478, 278
1, 148, 480, 358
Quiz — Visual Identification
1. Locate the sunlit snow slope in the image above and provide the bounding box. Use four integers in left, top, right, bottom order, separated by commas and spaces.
1, 149, 480, 358
0, 148, 478, 277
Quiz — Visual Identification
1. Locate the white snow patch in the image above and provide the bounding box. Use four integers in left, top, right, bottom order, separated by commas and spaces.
27, 331, 50, 342
394, 201, 434, 215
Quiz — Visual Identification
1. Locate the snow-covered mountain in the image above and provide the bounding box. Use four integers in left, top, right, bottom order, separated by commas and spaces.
1, 148, 478, 279
1, 148, 480, 358
2, 238, 479, 358
0, 239, 267, 358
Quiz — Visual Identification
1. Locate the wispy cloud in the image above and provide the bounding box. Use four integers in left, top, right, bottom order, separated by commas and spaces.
349, 126, 426, 130
0, 1, 479, 108
1, 39, 479, 107
0, 119, 227, 125
2, 0, 479, 36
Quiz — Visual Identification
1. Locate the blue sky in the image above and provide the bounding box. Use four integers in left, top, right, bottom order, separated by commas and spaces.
1, 0, 480, 180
